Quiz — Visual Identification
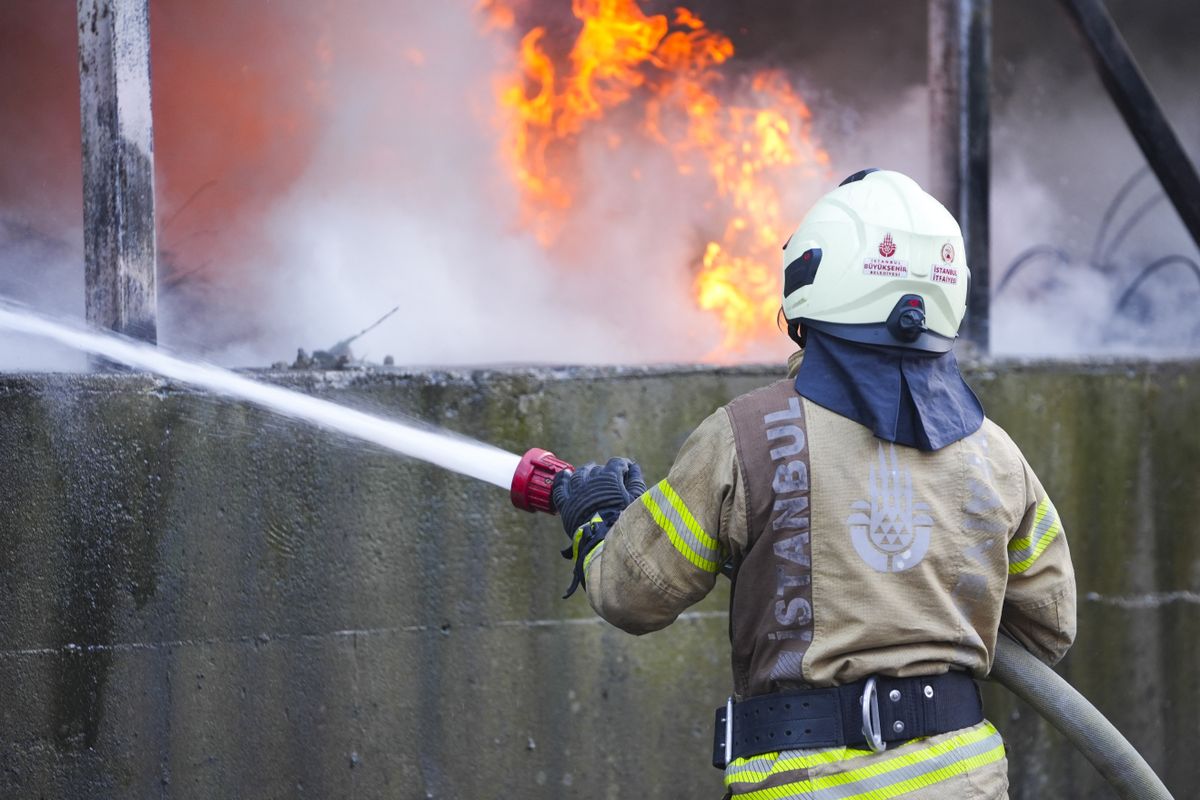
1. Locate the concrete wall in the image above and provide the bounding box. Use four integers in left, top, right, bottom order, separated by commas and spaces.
0, 359, 1195, 799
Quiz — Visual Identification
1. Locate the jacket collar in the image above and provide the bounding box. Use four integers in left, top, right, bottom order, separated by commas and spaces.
786, 348, 804, 379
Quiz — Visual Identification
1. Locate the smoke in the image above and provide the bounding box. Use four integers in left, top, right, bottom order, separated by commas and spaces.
155, 0, 775, 366
987, 38, 1200, 356
1, 0, 1198, 369
789, 0, 1200, 357
0, 3, 84, 369
159, 0, 837, 366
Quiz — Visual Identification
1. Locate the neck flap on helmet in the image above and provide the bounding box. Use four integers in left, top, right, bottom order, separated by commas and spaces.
794, 329, 983, 451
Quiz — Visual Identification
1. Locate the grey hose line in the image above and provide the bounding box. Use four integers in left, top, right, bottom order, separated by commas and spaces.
989, 634, 1174, 800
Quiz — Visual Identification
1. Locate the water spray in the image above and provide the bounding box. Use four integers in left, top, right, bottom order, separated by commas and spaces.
0, 301, 573, 514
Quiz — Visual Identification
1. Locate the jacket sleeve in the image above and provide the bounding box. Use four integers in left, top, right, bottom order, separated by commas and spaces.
580, 408, 743, 634
999, 456, 1077, 665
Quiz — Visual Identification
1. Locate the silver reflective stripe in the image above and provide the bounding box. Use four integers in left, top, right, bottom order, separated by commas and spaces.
767, 650, 806, 682
725, 749, 852, 788
646, 484, 720, 565
724, 754, 780, 784
807, 730, 1003, 800
723, 750, 844, 784
725, 726, 1004, 799
1030, 499, 1059, 540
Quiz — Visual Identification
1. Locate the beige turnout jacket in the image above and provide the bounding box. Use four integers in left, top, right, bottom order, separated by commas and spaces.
580, 354, 1076, 799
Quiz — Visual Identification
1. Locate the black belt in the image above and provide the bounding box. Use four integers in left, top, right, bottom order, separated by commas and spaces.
712, 671, 983, 768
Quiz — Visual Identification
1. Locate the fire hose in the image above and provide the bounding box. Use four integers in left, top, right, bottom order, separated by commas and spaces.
509, 447, 1175, 800
989, 634, 1173, 799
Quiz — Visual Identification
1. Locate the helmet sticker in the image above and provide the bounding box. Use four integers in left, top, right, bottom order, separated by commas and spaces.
941, 242, 955, 263
847, 444, 933, 573
864, 259, 908, 277
932, 265, 958, 284
863, 232, 907, 277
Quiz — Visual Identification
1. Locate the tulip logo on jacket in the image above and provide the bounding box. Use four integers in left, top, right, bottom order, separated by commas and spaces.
848, 444, 932, 572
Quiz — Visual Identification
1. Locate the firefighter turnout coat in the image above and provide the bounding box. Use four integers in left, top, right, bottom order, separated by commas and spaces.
580, 355, 1077, 799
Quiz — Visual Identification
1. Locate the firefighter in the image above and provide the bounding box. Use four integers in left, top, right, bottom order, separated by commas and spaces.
551, 169, 1076, 799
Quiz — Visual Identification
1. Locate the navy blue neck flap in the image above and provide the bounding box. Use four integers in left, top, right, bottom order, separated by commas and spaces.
795, 329, 984, 451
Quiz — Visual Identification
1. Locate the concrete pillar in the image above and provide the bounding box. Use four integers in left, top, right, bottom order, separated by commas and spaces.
929, 0, 991, 351
77, 0, 157, 343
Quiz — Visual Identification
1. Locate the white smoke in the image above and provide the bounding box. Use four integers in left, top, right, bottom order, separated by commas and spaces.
804, 42, 1200, 358
165, 0, 1200, 366
0, 218, 86, 370
986, 49, 1200, 356
156, 0, 743, 367
2, 1, 1198, 369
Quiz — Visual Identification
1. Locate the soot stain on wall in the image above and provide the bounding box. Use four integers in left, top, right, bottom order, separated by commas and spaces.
41, 382, 175, 750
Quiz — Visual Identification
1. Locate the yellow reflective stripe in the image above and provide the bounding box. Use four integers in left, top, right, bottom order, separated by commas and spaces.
832, 743, 1004, 799
582, 539, 605, 574
1009, 497, 1062, 574
569, 514, 602, 560
641, 481, 721, 573
642, 493, 719, 572
725, 747, 850, 785
658, 480, 720, 553
727, 723, 1003, 797
727, 725, 991, 788
811, 724, 998, 790
724, 735, 935, 784
1008, 498, 1054, 551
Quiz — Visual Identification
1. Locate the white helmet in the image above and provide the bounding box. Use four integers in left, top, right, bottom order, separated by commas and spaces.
781, 169, 969, 353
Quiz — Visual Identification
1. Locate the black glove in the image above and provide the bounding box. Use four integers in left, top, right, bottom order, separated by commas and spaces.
552, 457, 646, 537
551, 457, 647, 598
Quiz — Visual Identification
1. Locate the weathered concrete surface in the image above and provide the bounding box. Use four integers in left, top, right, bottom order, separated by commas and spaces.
0, 359, 1196, 798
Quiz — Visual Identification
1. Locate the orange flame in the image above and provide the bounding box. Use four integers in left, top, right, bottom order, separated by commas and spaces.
486, 1, 830, 354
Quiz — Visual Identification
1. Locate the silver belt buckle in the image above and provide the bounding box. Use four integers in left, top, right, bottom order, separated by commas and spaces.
723, 696, 734, 767
861, 677, 886, 752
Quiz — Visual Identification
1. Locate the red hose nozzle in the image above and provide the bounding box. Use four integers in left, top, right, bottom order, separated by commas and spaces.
511, 447, 573, 514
